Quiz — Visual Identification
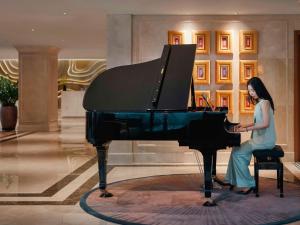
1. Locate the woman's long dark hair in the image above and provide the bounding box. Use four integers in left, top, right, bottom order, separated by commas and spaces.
247, 77, 275, 112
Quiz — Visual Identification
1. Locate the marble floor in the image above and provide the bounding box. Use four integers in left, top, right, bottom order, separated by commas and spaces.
0, 118, 299, 225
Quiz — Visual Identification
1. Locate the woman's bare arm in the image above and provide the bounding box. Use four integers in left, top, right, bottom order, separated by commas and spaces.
236, 100, 271, 132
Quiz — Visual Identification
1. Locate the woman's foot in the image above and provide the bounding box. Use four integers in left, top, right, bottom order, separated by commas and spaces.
236, 187, 255, 195
203, 198, 217, 207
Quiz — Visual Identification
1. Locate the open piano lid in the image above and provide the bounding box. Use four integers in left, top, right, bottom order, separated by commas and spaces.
83, 44, 196, 112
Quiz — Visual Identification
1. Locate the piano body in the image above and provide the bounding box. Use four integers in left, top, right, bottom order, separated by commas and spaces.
83, 44, 240, 206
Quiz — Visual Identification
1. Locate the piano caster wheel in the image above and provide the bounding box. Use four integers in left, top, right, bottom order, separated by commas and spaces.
99, 190, 113, 198
203, 200, 217, 207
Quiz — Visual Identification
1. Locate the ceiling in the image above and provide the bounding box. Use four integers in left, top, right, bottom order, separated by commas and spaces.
0, 0, 299, 59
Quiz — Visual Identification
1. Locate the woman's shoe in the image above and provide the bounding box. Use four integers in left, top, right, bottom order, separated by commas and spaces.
237, 187, 255, 195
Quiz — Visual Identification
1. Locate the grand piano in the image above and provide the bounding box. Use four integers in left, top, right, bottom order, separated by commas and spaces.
83, 44, 240, 206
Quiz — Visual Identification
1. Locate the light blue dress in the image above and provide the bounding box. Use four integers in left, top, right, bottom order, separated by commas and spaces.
225, 99, 276, 188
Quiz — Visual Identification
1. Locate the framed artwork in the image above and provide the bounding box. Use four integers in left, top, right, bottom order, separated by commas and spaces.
216, 90, 233, 112
168, 31, 184, 45
240, 60, 258, 84
216, 60, 232, 84
193, 60, 210, 85
216, 31, 232, 54
239, 30, 258, 54
195, 90, 211, 107
240, 90, 254, 113
192, 31, 210, 54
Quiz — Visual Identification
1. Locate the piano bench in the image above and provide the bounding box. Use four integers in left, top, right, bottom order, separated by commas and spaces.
252, 145, 284, 198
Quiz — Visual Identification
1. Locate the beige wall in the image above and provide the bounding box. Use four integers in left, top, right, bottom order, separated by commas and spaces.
107, 15, 299, 163
107, 14, 132, 69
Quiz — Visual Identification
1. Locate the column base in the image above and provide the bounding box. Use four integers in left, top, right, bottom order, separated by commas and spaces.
18, 121, 59, 132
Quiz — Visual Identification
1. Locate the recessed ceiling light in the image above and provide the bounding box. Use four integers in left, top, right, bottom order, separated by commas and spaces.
31, 28, 35, 32
63, 12, 68, 15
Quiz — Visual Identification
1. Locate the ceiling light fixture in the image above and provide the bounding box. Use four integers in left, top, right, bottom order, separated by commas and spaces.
31, 28, 35, 32
63, 12, 68, 15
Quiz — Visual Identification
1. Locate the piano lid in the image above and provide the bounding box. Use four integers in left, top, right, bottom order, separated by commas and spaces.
83, 44, 196, 112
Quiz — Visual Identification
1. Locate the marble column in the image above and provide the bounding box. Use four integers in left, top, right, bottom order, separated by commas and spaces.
17, 46, 60, 131
106, 15, 134, 162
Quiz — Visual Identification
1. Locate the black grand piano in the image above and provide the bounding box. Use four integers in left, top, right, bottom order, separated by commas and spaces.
83, 44, 240, 206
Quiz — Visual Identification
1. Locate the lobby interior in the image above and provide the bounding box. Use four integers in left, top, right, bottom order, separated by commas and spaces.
1, 1, 300, 225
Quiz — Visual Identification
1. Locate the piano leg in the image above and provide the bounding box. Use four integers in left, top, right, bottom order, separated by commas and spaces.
212, 151, 217, 176
200, 149, 217, 207
96, 144, 113, 198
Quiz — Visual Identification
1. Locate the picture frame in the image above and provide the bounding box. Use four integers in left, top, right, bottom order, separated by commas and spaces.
193, 60, 210, 85
215, 60, 232, 84
216, 90, 233, 112
239, 30, 258, 54
216, 31, 232, 54
192, 31, 210, 54
240, 60, 258, 84
239, 90, 254, 114
168, 31, 184, 45
195, 90, 211, 107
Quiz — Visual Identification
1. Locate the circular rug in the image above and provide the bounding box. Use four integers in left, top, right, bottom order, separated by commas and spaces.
80, 174, 300, 225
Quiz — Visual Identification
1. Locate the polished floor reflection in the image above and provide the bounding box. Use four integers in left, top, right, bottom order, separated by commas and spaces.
0, 118, 299, 225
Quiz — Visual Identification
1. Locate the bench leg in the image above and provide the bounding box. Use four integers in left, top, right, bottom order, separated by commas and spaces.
277, 168, 280, 189
280, 163, 284, 198
254, 163, 259, 197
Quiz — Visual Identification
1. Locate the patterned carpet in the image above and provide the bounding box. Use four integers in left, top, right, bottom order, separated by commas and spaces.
80, 174, 300, 225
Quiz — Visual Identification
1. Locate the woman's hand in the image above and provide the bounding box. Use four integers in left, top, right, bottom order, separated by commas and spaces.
234, 124, 249, 132
236, 127, 248, 132
234, 124, 242, 132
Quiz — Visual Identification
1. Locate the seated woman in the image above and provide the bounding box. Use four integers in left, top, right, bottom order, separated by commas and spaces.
225, 77, 276, 194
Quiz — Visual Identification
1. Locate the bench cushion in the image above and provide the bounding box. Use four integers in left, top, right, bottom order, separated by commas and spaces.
253, 145, 284, 159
